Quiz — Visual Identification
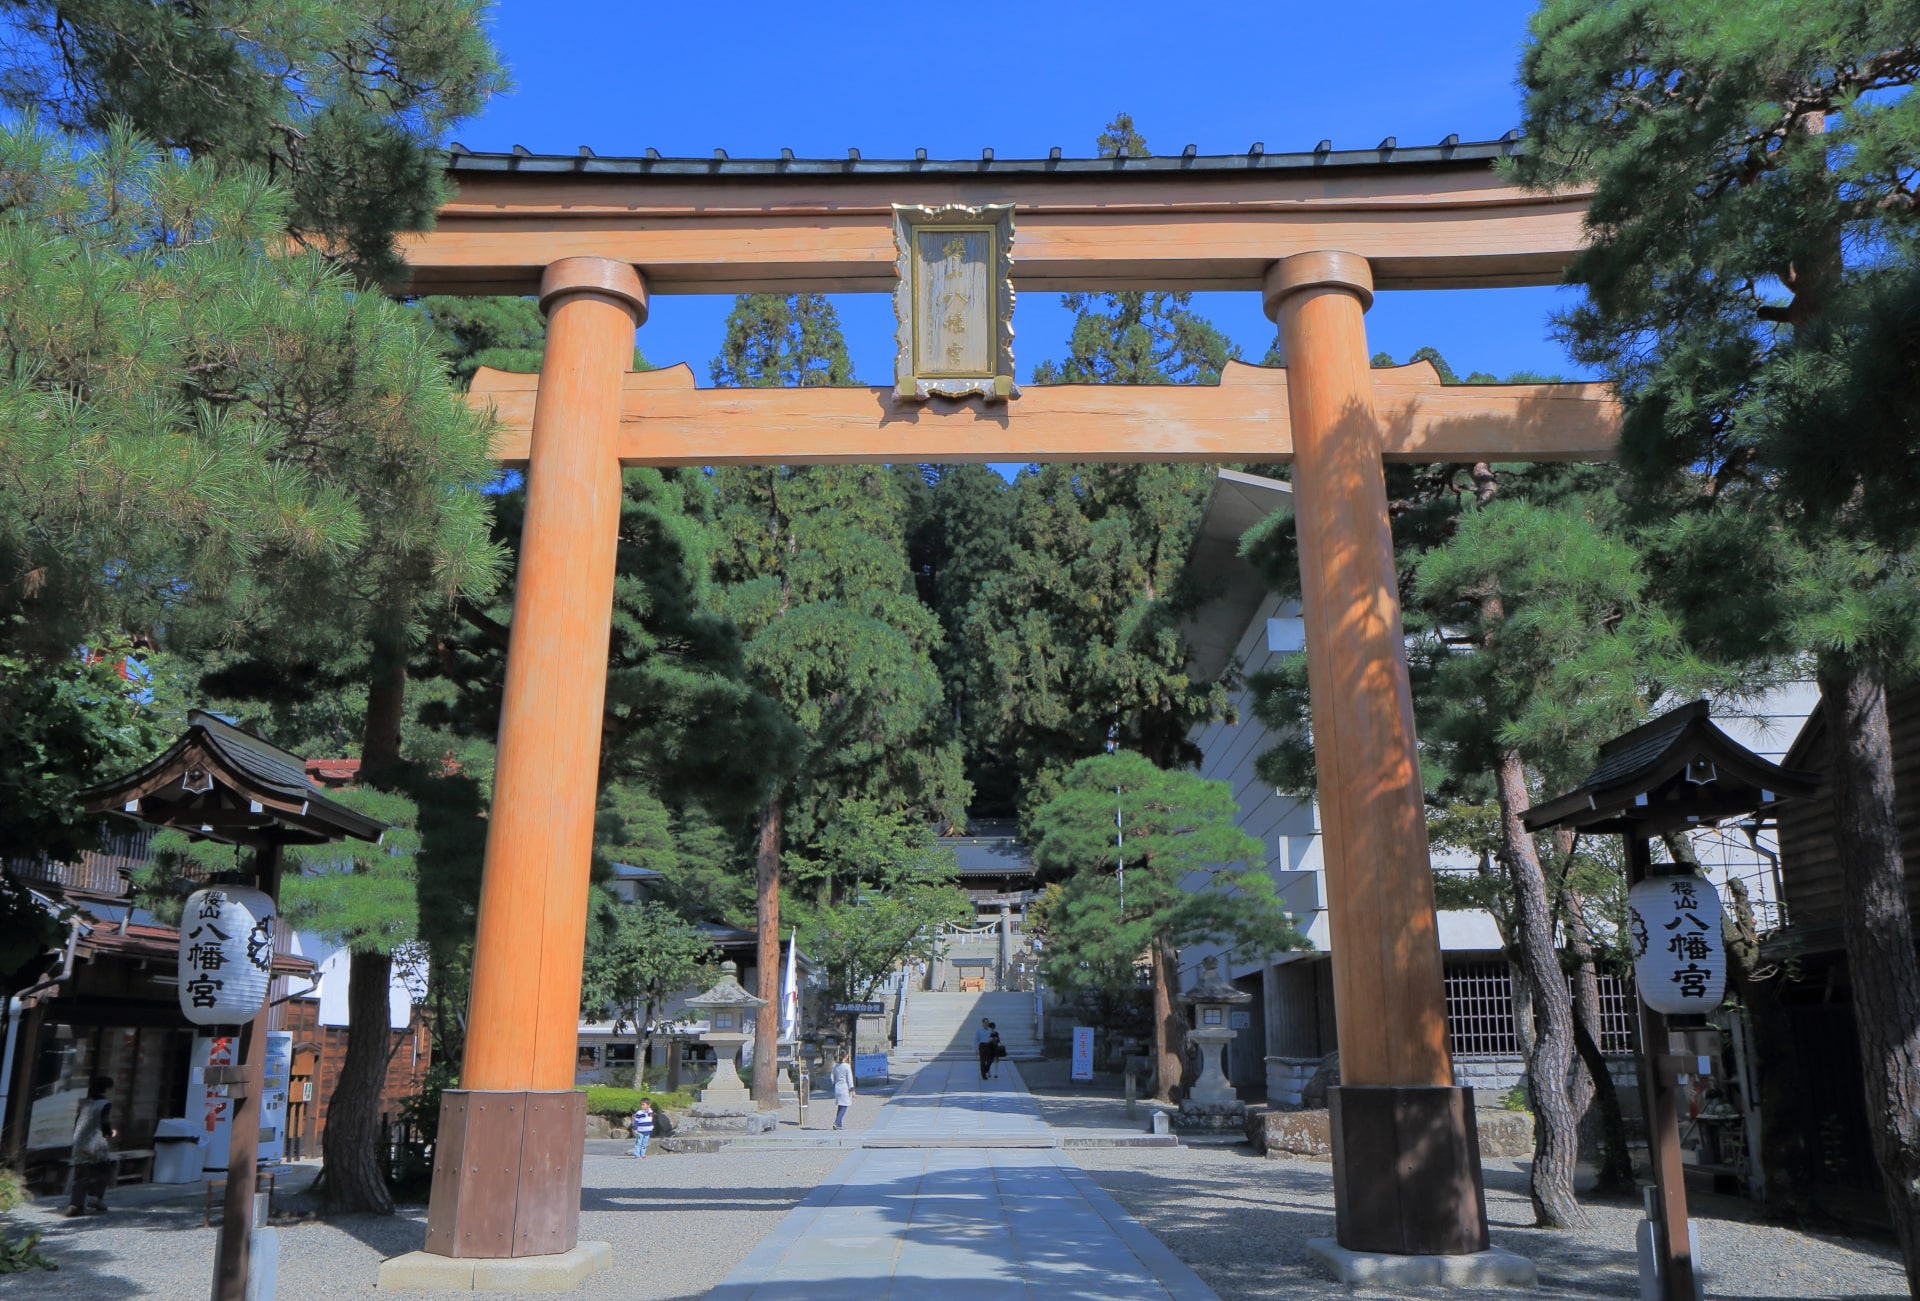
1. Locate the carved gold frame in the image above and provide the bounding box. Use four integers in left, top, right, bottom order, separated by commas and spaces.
892, 203, 1017, 403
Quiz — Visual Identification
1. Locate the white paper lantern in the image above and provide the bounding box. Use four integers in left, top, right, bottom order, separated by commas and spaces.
1627, 874, 1726, 1016
177, 886, 275, 1025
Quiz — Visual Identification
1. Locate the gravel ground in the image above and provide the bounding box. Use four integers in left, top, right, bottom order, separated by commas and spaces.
2, 1147, 846, 1300
1068, 1143, 1909, 1301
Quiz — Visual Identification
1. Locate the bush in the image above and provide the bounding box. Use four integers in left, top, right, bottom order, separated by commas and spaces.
1502, 1084, 1531, 1113
579, 1085, 694, 1123
0, 1168, 26, 1214
0, 1230, 54, 1273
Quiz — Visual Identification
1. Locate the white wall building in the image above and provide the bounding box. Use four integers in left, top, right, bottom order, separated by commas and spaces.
1172, 470, 1808, 1108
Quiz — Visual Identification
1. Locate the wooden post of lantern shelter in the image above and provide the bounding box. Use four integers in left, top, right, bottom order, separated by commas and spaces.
210, 844, 280, 1301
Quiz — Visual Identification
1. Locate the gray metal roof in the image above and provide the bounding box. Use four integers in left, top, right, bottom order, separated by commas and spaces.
442, 133, 1522, 180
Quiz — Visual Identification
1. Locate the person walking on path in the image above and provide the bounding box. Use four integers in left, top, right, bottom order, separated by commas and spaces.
630, 1100, 655, 1158
975, 1017, 994, 1081
988, 1025, 1004, 1080
831, 1052, 855, 1130
65, 1075, 114, 1217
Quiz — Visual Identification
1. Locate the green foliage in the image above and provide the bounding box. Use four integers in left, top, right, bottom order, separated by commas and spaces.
964, 463, 1227, 816
1032, 118, 1240, 389
710, 294, 855, 388
711, 457, 965, 840
900, 465, 1021, 816
0, 119, 506, 669
0, 1229, 53, 1273
0, 0, 507, 280
1502, 1084, 1531, 1114
1512, 0, 1920, 686
0, 641, 177, 861
579, 1084, 694, 1122
418, 296, 547, 384
580, 897, 715, 1036
783, 800, 972, 1003
0, 1166, 26, 1211
280, 786, 420, 955
1027, 752, 1306, 1002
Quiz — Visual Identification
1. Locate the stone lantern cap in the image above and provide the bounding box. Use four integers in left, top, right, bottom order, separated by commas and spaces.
686, 960, 767, 1011
1182, 956, 1252, 1006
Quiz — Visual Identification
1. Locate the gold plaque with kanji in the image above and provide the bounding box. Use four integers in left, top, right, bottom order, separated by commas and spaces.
893, 203, 1017, 402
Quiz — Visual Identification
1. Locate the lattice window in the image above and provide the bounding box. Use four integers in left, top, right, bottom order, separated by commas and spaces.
1593, 971, 1636, 1055
1443, 961, 1519, 1056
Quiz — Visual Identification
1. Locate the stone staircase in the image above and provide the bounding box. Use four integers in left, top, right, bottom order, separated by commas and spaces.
895, 990, 1042, 1063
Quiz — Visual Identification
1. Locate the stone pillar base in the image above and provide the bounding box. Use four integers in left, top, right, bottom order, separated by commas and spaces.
379, 1241, 613, 1292
1307, 1238, 1535, 1288
1329, 1084, 1489, 1255
423, 1090, 585, 1260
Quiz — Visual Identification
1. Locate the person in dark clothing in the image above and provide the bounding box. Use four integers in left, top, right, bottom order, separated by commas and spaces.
975, 1017, 994, 1081
988, 1027, 1004, 1080
66, 1075, 114, 1217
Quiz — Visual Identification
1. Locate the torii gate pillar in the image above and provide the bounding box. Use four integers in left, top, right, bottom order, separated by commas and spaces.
1265, 252, 1491, 1257
412, 257, 643, 1278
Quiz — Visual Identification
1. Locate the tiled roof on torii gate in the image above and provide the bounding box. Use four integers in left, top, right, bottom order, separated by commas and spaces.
403, 133, 1590, 298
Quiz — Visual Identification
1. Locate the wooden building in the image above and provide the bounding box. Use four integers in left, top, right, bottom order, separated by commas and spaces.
1770, 685, 1920, 1216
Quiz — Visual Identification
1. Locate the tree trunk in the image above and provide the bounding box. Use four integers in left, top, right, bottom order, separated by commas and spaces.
1494, 748, 1588, 1228
1149, 935, 1188, 1104
362, 628, 407, 775
1821, 664, 1920, 1293
751, 795, 783, 1110
1560, 884, 1635, 1194
321, 634, 409, 1215
323, 948, 397, 1215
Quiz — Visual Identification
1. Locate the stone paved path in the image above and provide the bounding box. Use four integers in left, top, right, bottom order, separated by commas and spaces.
706, 1060, 1217, 1300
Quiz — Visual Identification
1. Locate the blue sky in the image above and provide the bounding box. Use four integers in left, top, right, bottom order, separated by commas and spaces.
463, 0, 1588, 389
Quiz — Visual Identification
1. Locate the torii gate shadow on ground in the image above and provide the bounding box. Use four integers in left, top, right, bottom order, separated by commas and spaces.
384, 138, 1617, 1290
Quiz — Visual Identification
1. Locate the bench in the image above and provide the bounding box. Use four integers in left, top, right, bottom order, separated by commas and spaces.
112, 1150, 153, 1185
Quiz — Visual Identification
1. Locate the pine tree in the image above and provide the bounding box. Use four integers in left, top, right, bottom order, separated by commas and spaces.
1028, 752, 1304, 1101
0, 0, 506, 280
1515, 7, 1920, 1277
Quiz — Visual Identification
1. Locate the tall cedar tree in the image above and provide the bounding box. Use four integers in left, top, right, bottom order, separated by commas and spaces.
967, 117, 1240, 819
898, 465, 1021, 816
1027, 752, 1304, 1101
1515, 5, 1920, 1279
710, 292, 966, 1105
0, 0, 506, 280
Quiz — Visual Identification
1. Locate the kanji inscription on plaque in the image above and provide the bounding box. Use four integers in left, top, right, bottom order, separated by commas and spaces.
893, 203, 1017, 402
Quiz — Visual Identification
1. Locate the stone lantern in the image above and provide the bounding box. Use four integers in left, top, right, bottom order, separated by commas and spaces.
1178, 956, 1252, 1133
684, 961, 775, 1134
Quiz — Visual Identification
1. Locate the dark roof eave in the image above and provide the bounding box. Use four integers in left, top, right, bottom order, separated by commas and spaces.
441, 137, 1524, 181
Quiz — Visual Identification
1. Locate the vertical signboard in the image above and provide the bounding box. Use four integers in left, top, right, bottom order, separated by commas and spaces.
258, 1032, 293, 1164
1071, 1026, 1095, 1082
192, 1033, 238, 1171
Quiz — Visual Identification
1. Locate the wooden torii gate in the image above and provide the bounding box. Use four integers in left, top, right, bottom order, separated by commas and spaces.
396, 137, 1613, 1282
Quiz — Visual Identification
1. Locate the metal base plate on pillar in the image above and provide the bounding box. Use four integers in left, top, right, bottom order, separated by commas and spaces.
1329, 1084, 1490, 1256
423, 1090, 585, 1260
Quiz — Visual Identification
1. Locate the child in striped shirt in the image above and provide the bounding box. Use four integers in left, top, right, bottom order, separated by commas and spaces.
630, 1100, 655, 1158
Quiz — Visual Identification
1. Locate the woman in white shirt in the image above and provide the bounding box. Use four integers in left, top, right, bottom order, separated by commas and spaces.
831, 1052, 856, 1130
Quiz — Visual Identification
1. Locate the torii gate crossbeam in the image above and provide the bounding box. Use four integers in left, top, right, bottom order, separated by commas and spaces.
389, 142, 1611, 1289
